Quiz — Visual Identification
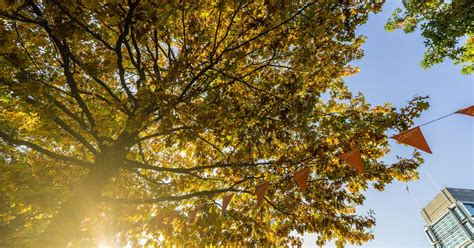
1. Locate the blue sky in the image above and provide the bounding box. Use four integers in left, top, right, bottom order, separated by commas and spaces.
302, 1, 473, 247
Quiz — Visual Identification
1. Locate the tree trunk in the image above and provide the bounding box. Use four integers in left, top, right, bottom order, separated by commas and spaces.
35, 158, 119, 247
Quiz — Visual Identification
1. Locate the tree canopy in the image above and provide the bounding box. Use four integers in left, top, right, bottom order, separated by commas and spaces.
386, 0, 473, 74
0, 1, 429, 247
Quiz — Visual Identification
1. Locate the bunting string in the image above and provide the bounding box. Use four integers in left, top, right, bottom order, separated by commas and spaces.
186, 105, 473, 223
405, 184, 422, 209
418, 112, 455, 127
390, 105, 473, 153
420, 166, 442, 191
409, 105, 473, 128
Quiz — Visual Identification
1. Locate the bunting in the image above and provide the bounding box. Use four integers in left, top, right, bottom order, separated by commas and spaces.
149, 215, 163, 228
339, 149, 364, 173
222, 194, 233, 214
183, 105, 472, 221
150, 212, 178, 227
188, 202, 206, 223
255, 182, 270, 207
456, 105, 474, 116
391, 126, 432, 154
293, 167, 311, 192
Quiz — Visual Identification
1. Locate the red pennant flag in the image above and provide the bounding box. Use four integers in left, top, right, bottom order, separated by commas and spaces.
149, 215, 163, 228
222, 194, 233, 214
339, 149, 364, 173
293, 167, 311, 192
188, 202, 206, 223
456, 105, 474, 116
391, 126, 432, 154
167, 212, 180, 224
255, 181, 270, 207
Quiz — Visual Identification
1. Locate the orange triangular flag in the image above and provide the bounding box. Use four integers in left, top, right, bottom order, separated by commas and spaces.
456, 105, 474, 116
149, 215, 163, 228
255, 181, 269, 207
293, 167, 310, 192
391, 126, 432, 154
339, 149, 364, 173
222, 194, 233, 214
188, 202, 206, 223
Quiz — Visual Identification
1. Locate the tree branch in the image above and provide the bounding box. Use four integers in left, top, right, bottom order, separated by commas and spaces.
100, 188, 243, 204
114, 1, 140, 104
0, 131, 93, 169
124, 159, 273, 174
222, 1, 317, 53
52, 116, 98, 155
26, 0, 97, 129
66, 54, 131, 115
138, 126, 193, 142
100, 177, 254, 204
51, 0, 114, 50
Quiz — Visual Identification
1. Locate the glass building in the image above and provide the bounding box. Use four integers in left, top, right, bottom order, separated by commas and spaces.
421, 188, 474, 247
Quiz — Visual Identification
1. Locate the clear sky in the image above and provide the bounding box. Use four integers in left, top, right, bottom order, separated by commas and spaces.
302, 1, 473, 247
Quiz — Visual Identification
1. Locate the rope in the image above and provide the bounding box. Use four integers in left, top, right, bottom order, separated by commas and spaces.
405, 184, 422, 209
418, 112, 456, 127
420, 166, 442, 191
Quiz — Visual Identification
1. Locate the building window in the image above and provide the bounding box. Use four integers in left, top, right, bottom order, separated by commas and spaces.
425, 229, 436, 243
463, 203, 474, 217
431, 212, 469, 247
453, 206, 464, 220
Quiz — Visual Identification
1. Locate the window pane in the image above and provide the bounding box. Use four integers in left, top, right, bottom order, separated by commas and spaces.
463, 203, 474, 217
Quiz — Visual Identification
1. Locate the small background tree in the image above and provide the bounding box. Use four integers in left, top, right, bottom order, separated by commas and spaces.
386, 0, 473, 74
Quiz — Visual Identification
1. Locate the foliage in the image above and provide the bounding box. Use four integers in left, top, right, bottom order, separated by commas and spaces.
0, 0, 428, 247
385, 0, 474, 74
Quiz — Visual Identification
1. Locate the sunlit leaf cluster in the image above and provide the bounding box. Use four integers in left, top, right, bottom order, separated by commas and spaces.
385, 0, 473, 74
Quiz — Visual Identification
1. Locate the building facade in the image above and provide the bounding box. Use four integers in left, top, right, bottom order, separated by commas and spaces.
422, 188, 474, 247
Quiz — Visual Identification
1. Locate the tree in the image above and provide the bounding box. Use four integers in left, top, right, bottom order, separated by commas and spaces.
0, 1, 428, 247
385, 0, 473, 74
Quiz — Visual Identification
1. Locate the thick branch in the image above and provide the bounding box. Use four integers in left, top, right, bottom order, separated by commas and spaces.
114, 1, 140, 104
50, 97, 90, 132
0, 131, 93, 169
26, 0, 97, 129
101, 187, 248, 204
60, 45, 97, 128
67, 54, 131, 114
52, 117, 98, 155
138, 126, 192, 142
124, 159, 272, 174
